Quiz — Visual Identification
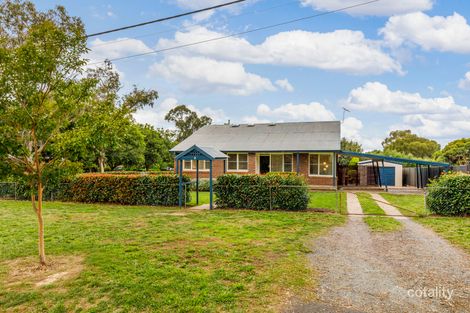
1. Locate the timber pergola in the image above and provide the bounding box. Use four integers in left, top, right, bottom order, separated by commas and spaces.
175, 145, 228, 209
339, 150, 450, 190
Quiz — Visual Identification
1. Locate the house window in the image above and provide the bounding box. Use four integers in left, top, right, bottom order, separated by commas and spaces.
309, 153, 333, 176
227, 153, 248, 171
271, 154, 283, 172
183, 160, 210, 171
284, 154, 293, 172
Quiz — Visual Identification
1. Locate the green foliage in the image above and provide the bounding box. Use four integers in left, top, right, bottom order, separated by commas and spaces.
60, 174, 190, 206
427, 173, 470, 216
434, 138, 470, 165
165, 104, 212, 142
339, 138, 363, 165
140, 124, 175, 171
382, 130, 440, 159
214, 173, 309, 211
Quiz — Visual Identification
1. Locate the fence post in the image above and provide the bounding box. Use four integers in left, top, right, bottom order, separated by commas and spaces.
269, 185, 272, 210
424, 187, 428, 216
14, 182, 17, 200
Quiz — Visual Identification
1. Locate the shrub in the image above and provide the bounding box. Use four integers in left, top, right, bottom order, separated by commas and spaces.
427, 173, 470, 216
214, 173, 308, 211
60, 174, 190, 206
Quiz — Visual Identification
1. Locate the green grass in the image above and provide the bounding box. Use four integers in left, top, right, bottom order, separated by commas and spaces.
0, 200, 345, 313
356, 192, 385, 215
187, 191, 211, 206
380, 193, 428, 216
414, 217, 470, 253
364, 216, 403, 232
308, 191, 347, 214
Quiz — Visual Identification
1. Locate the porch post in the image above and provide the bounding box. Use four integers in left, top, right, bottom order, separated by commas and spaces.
376, 160, 382, 187
381, 159, 388, 192
178, 159, 183, 208
196, 159, 199, 205
296, 153, 300, 174
209, 160, 213, 210
333, 152, 337, 189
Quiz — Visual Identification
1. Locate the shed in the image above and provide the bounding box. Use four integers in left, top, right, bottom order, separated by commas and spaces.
358, 160, 403, 187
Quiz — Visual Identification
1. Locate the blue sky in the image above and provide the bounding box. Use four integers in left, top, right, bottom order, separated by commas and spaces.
34, 0, 470, 150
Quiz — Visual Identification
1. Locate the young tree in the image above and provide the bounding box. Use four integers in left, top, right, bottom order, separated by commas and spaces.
339, 137, 363, 166
140, 124, 175, 171
382, 130, 440, 159
164, 105, 212, 142
0, 1, 94, 265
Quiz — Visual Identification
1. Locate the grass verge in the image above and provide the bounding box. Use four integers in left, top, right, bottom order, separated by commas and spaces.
364, 216, 403, 232
356, 192, 385, 215
308, 191, 347, 214
188, 191, 211, 206
379, 193, 428, 216
0, 200, 345, 312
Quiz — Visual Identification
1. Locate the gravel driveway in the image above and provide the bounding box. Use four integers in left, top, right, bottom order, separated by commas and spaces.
288, 193, 470, 313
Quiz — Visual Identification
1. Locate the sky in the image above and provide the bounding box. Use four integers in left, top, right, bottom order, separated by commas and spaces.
34, 0, 470, 151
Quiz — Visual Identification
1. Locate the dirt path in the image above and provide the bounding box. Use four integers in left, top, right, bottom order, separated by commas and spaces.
289, 193, 470, 313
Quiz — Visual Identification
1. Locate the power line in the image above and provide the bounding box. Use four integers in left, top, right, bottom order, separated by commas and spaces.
90, 0, 299, 48
88, 0, 381, 65
86, 0, 247, 38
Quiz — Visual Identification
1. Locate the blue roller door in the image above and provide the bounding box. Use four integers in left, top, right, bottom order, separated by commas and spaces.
379, 167, 395, 186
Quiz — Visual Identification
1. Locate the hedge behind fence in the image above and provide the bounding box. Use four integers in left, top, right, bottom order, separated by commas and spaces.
60, 174, 191, 206
214, 173, 309, 211
427, 173, 470, 216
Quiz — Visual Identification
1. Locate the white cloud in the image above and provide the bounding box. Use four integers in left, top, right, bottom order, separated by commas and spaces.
133, 97, 227, 129
157, 27, 402, 75
458, 71, 470, 90
87, 38, 152, 62
381, 12, 470, 53
174, 0, 254, 21
256, 102, 336, 121
275, 79, 294, 92
300, 0, 433, 16
149, 55, 276, 96
345, 82, 470, 138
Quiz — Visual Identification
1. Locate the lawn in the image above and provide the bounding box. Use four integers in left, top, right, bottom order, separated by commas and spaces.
187, 191, 211, 206
379, 193, 428, 216
363, 216, 403, 232
0, 200, 345, 313
308, 191, 347, 214
356, 192, 385, 215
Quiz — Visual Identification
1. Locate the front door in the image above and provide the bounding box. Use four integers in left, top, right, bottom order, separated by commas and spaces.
260, 155, 270, 174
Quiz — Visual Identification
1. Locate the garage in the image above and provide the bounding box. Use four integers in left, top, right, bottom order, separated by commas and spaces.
358, 160, 403, 187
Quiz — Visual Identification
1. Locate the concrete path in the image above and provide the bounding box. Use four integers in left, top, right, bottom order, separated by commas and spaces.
188, 203, 210, 210
289, 192, 470, 313
346, 192, 363, 215
370, 193, 406, 219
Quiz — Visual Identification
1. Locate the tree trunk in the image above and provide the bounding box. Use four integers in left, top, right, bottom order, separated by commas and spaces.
36, 180, 46, 266
98, 151, 105, 173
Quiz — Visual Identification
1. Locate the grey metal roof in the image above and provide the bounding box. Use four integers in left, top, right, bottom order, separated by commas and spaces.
175, 145, 228, 160
171, 121, 341, 153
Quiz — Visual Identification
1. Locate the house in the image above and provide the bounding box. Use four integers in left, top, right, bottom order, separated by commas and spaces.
170, 121, 341, 187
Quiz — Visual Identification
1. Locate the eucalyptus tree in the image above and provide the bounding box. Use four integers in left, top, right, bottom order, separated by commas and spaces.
0, 1, 94, 265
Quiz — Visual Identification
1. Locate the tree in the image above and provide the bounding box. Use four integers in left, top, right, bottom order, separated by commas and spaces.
0, 1, 94, 265
382, 130, 440, 159
435, 138, 470, 165
164, 105, 212, 142
339, 138, 363, 166
65, 61, 158, 172
139, 125, 175, 171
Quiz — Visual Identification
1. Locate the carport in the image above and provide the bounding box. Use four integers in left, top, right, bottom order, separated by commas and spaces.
339, 151, 450, 190
175, 145, 228, 209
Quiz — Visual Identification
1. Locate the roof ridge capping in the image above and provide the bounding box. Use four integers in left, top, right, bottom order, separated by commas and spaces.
210, 120, 340, 127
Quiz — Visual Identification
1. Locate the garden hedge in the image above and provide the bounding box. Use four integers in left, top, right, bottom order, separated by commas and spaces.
214, 173, 309, 211
60, 174, 191, 206
427, 173, 470, 216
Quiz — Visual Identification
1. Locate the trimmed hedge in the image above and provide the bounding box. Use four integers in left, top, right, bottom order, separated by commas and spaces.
60, 174, 191, 206
214, 173, 309, 211
427, 173, 470, 216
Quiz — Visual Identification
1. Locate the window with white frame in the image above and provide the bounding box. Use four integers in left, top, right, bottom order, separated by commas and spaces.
309, 153, 333, 176
227, 153, 248, 171
263, 154, 294, 172
183, 160, 210, 171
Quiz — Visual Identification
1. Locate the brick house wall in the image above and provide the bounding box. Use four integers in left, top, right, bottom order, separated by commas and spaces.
175, 152, 335, 186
